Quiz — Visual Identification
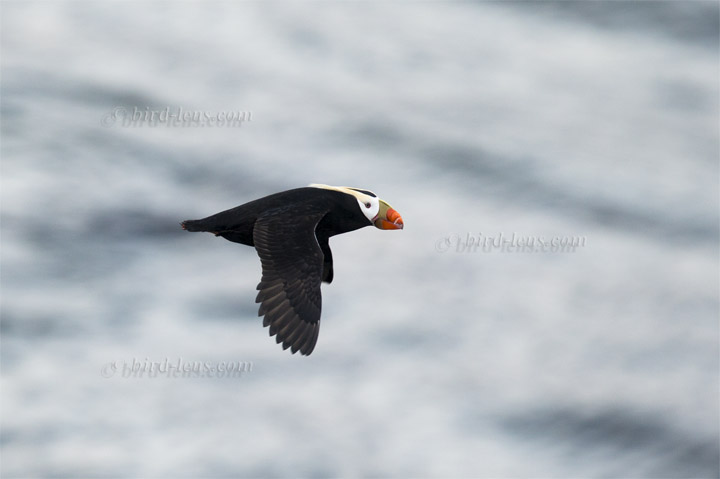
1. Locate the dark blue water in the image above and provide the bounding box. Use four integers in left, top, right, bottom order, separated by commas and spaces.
2, 2, 718, 478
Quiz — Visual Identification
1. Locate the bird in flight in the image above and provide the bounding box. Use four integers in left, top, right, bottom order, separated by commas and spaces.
181, 184, 404, 356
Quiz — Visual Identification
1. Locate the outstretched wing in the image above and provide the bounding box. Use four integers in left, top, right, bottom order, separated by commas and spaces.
253, 205, 328, 355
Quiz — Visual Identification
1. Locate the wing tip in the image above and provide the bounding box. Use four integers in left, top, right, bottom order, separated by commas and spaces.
260, 312, 320, 356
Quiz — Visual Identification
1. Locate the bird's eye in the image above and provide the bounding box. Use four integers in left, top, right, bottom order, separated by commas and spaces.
365, 202, 371, 208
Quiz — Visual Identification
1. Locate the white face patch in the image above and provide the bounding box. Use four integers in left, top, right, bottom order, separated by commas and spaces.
309, 184, 380, 224
355, 195, 380, 223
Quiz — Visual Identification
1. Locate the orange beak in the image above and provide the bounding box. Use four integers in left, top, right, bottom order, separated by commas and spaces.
375, 207, 404, 230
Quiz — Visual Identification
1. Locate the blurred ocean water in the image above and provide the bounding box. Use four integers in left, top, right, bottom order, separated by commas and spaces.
1, 2, 718, 478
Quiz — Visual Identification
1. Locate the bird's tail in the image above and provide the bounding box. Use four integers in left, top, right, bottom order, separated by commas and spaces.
180, 219, 207, 232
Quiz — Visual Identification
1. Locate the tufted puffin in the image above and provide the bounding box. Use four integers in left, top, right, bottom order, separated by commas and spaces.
181, 184, 404, 356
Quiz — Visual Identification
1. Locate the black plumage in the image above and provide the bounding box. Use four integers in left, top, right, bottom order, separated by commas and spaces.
181, 186, 403, 355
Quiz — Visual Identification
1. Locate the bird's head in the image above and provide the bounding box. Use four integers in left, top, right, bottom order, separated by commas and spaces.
309, 184, 404, 230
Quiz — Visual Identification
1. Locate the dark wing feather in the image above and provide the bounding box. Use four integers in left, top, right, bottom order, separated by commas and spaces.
253, 205, 327, 355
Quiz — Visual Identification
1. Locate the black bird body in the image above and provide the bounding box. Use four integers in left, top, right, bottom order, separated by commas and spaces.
183, 188, 369, 249
182, 185, 403, 355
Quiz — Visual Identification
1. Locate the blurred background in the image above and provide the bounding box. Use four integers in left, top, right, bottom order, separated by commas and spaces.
1, 2, 718, 478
